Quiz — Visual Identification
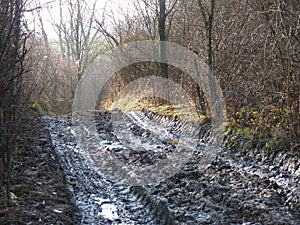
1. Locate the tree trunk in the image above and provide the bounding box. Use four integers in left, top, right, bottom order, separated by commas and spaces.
198, 0, 215, 68
159, 0, 168, 79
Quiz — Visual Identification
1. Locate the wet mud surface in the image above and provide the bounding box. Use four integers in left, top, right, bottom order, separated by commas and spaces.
0, 111, 75, 225
44, 110, 300, 224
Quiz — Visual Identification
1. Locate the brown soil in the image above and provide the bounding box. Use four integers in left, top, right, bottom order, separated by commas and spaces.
0, 109, 78, 225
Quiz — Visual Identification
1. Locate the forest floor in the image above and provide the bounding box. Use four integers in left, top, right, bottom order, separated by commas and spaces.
0, 109, 78, 224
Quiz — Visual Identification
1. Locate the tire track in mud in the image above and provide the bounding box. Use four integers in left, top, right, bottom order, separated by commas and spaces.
44, 111, 300, 224
44, 115, 176, 225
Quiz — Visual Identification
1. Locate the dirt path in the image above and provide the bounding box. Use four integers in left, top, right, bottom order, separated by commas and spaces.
44, 110, 299, 225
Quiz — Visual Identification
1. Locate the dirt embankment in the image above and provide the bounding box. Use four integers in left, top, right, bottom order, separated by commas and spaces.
0, 109, 78, 225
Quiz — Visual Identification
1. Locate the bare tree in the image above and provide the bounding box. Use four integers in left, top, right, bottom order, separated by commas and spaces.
0, 0, 28, 203
158, 0, 168, 79
197, 0, 215, 68
87, 0, 299, 149
53, 0, 103, 82
23, 37, 77, 115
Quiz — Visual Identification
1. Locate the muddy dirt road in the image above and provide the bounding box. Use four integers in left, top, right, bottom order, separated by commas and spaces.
44, 110, 300, 224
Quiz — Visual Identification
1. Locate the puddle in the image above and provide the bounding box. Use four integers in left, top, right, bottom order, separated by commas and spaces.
99, 203, 119, 221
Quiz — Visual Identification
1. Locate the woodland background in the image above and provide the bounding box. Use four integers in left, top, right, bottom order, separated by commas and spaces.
0, 0, 299, 203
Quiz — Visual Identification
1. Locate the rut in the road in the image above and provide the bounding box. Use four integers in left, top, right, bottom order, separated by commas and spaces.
44, 115, 176, 225
44, 111, 300, 225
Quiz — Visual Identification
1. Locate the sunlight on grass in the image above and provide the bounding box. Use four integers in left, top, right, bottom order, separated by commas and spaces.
107, 93, 207, 124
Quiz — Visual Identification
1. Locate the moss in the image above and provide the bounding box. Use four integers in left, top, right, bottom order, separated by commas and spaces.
227, 126, 252, 139
30, 101, 55, 116
10, 184, 34, 198
31, 101, 43, 114
221, 152, 238, 160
